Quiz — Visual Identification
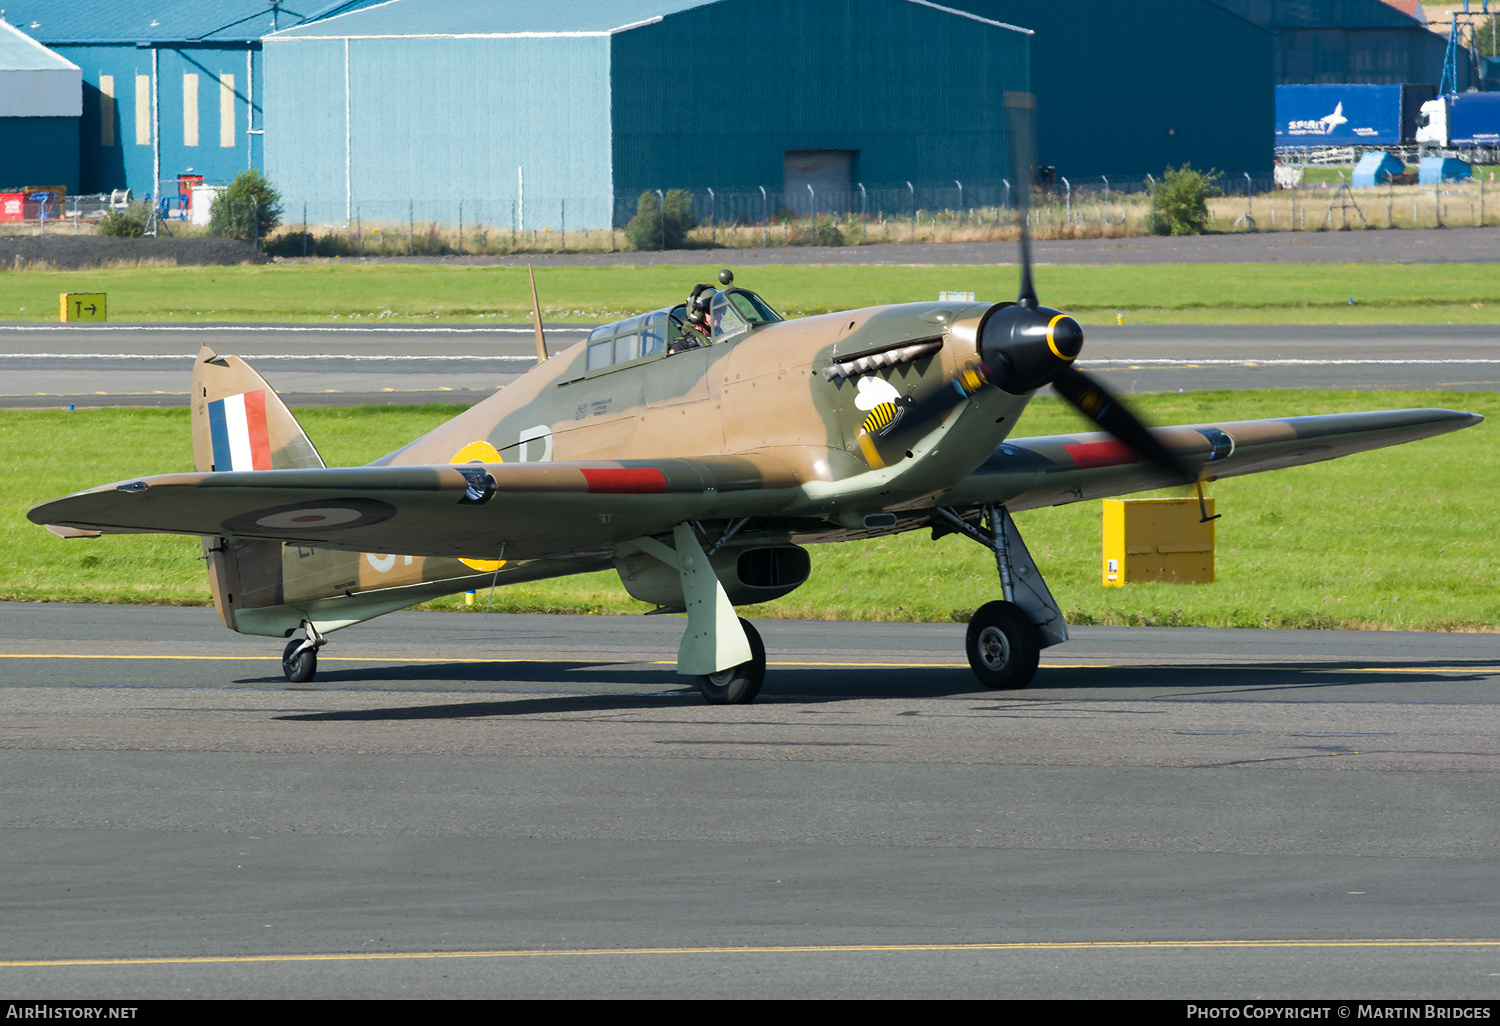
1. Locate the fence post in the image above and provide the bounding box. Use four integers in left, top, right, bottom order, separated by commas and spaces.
1102, 176, 1109, 226
458, 199, 463, 256
561, 199, 566, 252
407, 197, 414, 254
760, 186, 768, 248
1062, 177, 1071, 225
656, 189, 665, 251
859, 182, 867, 244
907, 181, 914, 242
253, 198, 259, 251
302, 201, 308, 257
807, 184, 815, 244
708, 187, 715, 247
356, 204, 362, 257
955, 181, 963, 228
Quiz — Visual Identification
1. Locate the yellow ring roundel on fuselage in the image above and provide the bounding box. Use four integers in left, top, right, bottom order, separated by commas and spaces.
451, 441, 505, 572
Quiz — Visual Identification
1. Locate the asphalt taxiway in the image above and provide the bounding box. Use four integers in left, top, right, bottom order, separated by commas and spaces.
0, 321, 1495, 408
1, 603, 1496, 998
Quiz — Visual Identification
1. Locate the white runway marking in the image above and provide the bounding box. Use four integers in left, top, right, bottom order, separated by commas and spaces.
0, 353, 536, 361
0, 325, 589, 334
1081, 358, 1500, 366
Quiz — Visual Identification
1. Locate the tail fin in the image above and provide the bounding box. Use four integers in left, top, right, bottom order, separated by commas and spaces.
191, 345, 325, 473
191, 346, 323, 633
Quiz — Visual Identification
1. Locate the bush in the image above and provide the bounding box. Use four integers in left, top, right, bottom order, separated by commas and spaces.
96, 202, 151, 237
209, 169, 283, 243
809, 215, 844, 247
624, 189, 697, 250
1149, 164, 1222, 236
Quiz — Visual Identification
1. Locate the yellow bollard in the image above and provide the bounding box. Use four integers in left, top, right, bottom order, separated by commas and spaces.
60, 293, 107, 322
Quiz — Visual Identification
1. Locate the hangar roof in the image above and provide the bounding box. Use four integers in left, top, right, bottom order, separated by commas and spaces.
0, 14, 78, 69
268, 0, 1029, 39
0, 1, 386, 44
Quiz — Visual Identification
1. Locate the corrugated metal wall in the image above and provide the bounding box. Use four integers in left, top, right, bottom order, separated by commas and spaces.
954, 0, 1275, 180
611, 0, 1030, 209
41, 43, 262, 196
1217, 0, 1464, 87
0, 117, 79, 191
264, 35, 615, 228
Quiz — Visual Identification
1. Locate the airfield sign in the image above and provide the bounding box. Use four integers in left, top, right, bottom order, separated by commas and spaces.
59, 293, 107, 323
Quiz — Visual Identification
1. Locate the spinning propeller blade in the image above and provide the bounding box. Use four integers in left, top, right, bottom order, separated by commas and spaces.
856, 92, 1197, 486
1051, 366, 1195, 485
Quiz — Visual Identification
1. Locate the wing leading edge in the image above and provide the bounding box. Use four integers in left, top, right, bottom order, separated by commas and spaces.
945, 407, 1482, 511
28, 456, 802, 561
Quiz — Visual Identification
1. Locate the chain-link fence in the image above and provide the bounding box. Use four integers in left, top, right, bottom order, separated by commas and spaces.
8, 170, 1499, 247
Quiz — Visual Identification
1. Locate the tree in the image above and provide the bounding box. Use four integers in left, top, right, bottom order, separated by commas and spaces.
625, 189, 697, 250
209, 169, 283, 243
1149, 164, 1222, 236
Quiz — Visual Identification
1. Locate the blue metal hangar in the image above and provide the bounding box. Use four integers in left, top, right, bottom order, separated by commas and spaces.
1215, 0, 1466, 88
262, 0, 1034, 229
1, 1, 377, 198
0, 14, 80, 193
951, 1, 1276, 186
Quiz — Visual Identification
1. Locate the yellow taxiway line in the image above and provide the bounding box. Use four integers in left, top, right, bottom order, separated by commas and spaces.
0, 653, 1495, 674
0, 652, 1103, 670
4, 938, 1500, 969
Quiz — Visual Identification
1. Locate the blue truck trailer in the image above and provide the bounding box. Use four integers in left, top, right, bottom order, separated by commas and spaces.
1416, 92, 1500, 147
1276, 84, 1437, 147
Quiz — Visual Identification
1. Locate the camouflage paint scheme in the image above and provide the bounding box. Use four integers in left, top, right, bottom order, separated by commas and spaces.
29, 281, 1482, 665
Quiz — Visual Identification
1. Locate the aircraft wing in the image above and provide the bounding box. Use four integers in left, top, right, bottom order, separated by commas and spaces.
945, 407, 1481, 511
28, 456, 801, 561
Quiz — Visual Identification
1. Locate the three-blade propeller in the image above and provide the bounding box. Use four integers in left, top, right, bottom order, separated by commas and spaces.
863, 93, 1194, 486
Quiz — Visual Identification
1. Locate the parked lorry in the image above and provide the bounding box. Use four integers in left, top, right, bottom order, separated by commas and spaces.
1415, 92, 1500, 147
1276, 84, 1437, 147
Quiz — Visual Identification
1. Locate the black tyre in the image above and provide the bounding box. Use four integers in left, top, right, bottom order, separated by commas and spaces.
696, 618, 766, 705
282, 639, 317, 684
965, 601, 1040, 690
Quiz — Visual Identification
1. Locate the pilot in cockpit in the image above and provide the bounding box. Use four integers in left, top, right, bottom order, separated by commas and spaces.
667, 269, 783, 354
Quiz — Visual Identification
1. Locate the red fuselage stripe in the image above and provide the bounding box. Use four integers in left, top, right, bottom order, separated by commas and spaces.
580, 468, 670, 494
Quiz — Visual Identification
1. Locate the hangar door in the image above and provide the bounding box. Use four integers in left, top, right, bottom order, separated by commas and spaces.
785, 150, 855, 216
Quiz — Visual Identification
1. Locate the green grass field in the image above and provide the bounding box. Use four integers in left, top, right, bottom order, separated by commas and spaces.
4, 262, 1500, 325
4, 392, 1491, 631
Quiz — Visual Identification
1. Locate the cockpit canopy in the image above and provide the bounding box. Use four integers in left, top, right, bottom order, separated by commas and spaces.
583, 288, 783, 373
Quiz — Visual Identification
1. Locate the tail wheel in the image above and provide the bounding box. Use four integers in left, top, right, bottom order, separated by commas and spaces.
696, 618, 766, 705
282, 639, 318, 684
965, 601, 1040, 690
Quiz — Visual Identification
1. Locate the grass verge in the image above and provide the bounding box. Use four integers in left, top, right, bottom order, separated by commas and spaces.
3, 392, 1492, 630
2, 262, 1500, 325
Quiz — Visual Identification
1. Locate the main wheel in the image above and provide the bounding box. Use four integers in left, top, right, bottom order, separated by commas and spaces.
965, 601, 1040, 690
282, 639, 318, 684
696, 618, 766, 705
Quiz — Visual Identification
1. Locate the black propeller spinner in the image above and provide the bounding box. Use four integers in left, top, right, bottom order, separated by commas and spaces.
861, 94, 1197, 490
981, 92, 1195, 487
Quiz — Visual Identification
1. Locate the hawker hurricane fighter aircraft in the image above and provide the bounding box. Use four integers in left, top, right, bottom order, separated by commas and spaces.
29, 104, 1482, 703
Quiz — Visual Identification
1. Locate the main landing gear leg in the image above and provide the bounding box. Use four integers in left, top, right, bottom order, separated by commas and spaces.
935, 504, 1068, 691
616, 524, 765, 705
282, 621, 326, 684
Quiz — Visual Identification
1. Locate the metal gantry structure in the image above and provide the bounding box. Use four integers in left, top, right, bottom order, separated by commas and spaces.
1441, 1, 1496, 95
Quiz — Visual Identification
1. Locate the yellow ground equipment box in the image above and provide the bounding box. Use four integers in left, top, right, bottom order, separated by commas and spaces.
59, 293, 107, 322
1102, 497, 1215, 586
